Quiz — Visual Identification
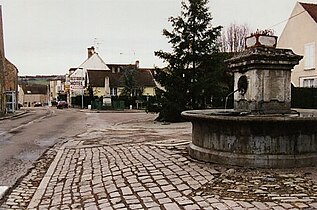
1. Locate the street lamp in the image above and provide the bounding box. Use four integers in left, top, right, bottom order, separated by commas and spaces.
79, 68, 84, 109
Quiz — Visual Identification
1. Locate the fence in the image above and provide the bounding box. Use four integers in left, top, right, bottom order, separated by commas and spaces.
291, 87, 317, 108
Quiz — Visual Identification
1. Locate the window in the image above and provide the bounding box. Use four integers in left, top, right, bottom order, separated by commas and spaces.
5, 91, 16, 112
111, 88, 117, 96
303, 78, 317, 87
304, 42, 315, 69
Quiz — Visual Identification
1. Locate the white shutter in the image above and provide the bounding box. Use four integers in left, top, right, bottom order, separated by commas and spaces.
304, 42, 315, 69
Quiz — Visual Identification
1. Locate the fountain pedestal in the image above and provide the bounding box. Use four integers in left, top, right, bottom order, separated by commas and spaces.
229, 46, 302, 114
182, 35, 317, 168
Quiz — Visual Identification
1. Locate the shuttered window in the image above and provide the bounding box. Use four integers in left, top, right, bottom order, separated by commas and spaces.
304, 42, 315, 69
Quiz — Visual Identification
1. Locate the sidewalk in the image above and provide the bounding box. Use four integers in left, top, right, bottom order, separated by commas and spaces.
0, 109, 27, 121
1, 114, 317, 209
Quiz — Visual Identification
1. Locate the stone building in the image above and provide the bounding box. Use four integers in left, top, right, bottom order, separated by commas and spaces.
0, 6, 6, 116
4, 58, 18, 112
18, 84, 49, 107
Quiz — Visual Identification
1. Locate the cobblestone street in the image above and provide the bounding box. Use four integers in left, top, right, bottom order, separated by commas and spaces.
1, 112, 317, 209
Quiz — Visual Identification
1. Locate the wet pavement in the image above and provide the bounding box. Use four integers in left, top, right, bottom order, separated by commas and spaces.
0, 111, 317, 209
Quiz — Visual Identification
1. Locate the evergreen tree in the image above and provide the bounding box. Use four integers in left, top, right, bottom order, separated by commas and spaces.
121, 67, 136, 97
120, 66, 144, 98
155, 0, 225, 122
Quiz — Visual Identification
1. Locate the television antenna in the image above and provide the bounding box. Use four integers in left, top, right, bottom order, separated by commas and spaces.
94, 38, 102, 52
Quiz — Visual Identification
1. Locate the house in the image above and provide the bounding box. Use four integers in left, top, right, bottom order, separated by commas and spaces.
277, 2, 317, 87
4, 58, 19, 112
69, 47, 109, 98
87, 67, 156, 98
69, 47, 157, 107
18, 84, 49, 107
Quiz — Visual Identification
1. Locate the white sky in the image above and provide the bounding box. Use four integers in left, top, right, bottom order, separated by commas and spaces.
0, 0, 316, 75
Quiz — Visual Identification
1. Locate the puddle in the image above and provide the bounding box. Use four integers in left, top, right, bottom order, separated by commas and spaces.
15, 149, 43, 161
36, 138, 56, 147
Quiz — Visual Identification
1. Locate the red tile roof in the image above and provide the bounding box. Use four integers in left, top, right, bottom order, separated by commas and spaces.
300, 2, 317, 23
87, 68, 156, 88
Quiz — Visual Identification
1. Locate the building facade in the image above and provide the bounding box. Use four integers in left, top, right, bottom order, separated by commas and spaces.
18, 84, 49, 107
0, 6, 6, 115
4, 58, 18, 112
48, 75, 66, 104
278, 2, 317, 87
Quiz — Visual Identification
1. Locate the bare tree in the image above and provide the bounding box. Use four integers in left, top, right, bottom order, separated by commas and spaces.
219, 23, 251, 52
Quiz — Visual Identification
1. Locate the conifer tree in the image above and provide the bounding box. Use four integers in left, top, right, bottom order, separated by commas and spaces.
155, 0, 224, 122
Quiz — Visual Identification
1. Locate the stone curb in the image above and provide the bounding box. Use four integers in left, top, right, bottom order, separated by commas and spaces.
27, 147, 65, 209
0, 110, 28, 121
79, 109, 147, 114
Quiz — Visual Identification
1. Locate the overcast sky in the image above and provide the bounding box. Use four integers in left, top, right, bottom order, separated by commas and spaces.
0, 0, 316, 75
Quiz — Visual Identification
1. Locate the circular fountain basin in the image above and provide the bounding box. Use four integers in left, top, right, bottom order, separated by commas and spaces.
182, 109, 317, 168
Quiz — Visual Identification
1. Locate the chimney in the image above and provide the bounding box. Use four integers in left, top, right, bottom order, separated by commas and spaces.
87, 46, 95, 58
135, 60, 140, 69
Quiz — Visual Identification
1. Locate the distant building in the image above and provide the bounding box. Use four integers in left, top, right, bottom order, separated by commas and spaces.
18, 84, 49, 107
69, 47, 157, 107
18, 75, 67, 106
278, 2, 317, 87
48, 75, 66, 104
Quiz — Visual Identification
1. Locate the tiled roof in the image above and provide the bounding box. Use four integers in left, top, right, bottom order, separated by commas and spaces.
21, 84, 48, 94
87, 70, 122, 87
300, 2, 317, 23
87, 68, 156, 88
107, 64, 137, 71
135, 68, 157, 87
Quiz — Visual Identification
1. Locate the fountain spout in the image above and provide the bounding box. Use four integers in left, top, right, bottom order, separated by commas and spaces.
224, 89, 239, 110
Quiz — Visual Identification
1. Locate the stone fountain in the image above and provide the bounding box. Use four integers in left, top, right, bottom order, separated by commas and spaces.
182, 34, 317, 168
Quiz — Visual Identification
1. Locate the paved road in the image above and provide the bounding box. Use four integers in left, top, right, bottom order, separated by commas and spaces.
1, 110, 317, 209
0, 107, 85, 187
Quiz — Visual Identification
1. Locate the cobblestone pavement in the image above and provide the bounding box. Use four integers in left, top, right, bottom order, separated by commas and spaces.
1, 112, 317, 210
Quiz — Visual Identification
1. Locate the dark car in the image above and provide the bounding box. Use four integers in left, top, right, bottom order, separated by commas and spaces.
57, 101, 68, 109
34, 102, 42, 107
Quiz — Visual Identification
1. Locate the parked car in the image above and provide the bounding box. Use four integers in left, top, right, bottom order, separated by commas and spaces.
51, 100, 58, 106
57, 100, 68, 109
34, 102, 42, 107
